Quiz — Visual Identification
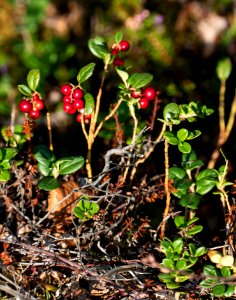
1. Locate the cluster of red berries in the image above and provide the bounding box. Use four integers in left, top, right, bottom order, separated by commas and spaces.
131, 86, 156, 109
61, 84, 91, 123
112, 40, 130, 67
19, 94, 44, 119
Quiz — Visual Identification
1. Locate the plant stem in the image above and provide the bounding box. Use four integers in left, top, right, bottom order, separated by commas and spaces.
160, 137, 170, 239
46, 112, 53, 151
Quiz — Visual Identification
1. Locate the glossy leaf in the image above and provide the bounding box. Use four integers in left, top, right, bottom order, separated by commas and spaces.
187, 129, 201, 140
0, 148, 17, 161
127, 73, 153, 89
174, 215, 186, 228
38, 163, 51, 177
212, 284, 226, 297
27, 69, 40, 91
224, 285, 235, 297
33, 145, 56, 165
216, 58, 232, 81
74, 198, 99, 220
177, 128, 188, 142
186, 225, 203, 235
77, 63, 96, 84
116, 68, 129, 84
88, 36, 110, 59
18, 84, 32, 97
203, 265, 218, 277
175, 260, 187, 270
163, 103, 180, 121
84, 93, 95, 115
195, 247, 207, 257
158, 273, 175, 283
172, 238, 183, 254
178, 141, 191, 153
169, 167, 186, 180
200, 278, 218, 288
164, 132, 179, 145
166, 282, 180, 289
221, 266, 231, 277
115, 31, 123, 44
56, 156, 84, 175
196, 179, 217, 195
38, 177, 61, 191
162, 258, 174, 269
179, 193, 201, 209
0, 169, 10, 181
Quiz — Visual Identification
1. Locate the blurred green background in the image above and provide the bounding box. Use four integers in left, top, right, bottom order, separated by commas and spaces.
0, 0, 236, 172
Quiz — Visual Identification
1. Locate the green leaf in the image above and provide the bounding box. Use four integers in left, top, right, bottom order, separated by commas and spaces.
38, 163, 52, 177
0, 169, 10, 181
203, 265, 218, 277
212, 284, 226, 297
224, 285, 235, 297
166, 282, 180, 289
196, 169, 218, 181
127, 73, 153, 89
158, 273, 175, 283
115, 31, 123, 44
182, 151, 204, 171
77, 63, 96, 84
196, 179, 217, 195
216, 58, 232, 81
221, 266, 231, 277
74, 198, 99, 220
195, 247, 207, 257
38, 177, 61, 191
186, 217, 199, 226
18, 84, 32, 97
186, 225, 203, 236
175, 274, 191, 282
0, 148, 17, 161
169, 167, 186, 180
179, 193, 201, 209
178, 142, 191, 154
188, 243, 196, 256
175, 260, 187, 270
177, 128, 188, 142
33, 145, 56, 165
27, 69, 40, 91
172, 239, 183, 254
163, 103, 180, 121
56, 156, 84, 175
174, 215, 186, 228
164, 132, 179, 145
187, 130, 201, 140
84, 93, 95, 115
88, 36, 110, 60
116, 68, 129, 84
200, 278, 218, 288
162, 258, 174, 269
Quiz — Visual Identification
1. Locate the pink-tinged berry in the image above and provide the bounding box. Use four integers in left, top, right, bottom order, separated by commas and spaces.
76, 114, 83, 122
63, 103, 73, 113
131, 90, 142, 99
61, 84, 72, 96
19, 100, 32, 113
139, 97, 149, 109
30, 109, 40, 119
34, 99, 44, 111
72, 87, 83, 100
143, 86, 156, 101
62, 95, 71, 103
119, 40, 130, 52
73, 99, 84, 110
111, 46, 119, 55
113, 57, 125, 67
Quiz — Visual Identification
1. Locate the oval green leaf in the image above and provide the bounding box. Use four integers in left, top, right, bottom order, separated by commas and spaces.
163, 103, 180, 121
84, 93, 95, 115
88, 36, 110, 59
177, 128, 188, 142
77, 63, 96, 84
38, 177, 61, 191
18, 84, 32, 97
57, 156, 84, 175
0, 169, 10, 182
178, 142, 191, 154
127, 73, 153, 89
27, 69, 40, 91
216, 58, 232, 81
115, 31, 123, 44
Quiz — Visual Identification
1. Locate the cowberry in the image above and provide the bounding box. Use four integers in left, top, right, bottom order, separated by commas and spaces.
139, 97, 149, 109
131, 90, 142, 99
76, 114, 83, 122
85, 114, 91, 120
30, 109, 40, 119
119, 40, 130, 52
111, 46, 119, 55
67, 107, 77, 115
63, 103, 74, 113
113, 57, 125, 67
34, 99, 44, 111
73, 99, 84, 110
143, 86, 156, 101
61, 84, 72, 96
33, 93, 40, 101
19, 100, 32, 113
62, 95, 71, 103
72, 87, 83, 100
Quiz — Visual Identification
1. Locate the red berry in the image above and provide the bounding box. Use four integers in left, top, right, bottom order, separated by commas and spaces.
67, 107, 77, 114
139, 97, 149, 109
34, 99, 44, 111
85, 114, 91, 120
72, 88, 83, 100
131, 90, 142, 99
111, 46, 119, 55
62, 95, 71, 103
113, 57, 125, 67
61, 84, 72, 95
19, 100, 32, 113
119, 40, 130, 52
63, 103, 73, 113
33, 93, 40, 101
143, 86, 156, 101
30, 109, 40, 119
76, 114, 83, 122
73, 99, 84, 110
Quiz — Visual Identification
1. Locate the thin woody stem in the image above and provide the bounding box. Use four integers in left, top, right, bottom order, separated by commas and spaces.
46, 112, 53, 151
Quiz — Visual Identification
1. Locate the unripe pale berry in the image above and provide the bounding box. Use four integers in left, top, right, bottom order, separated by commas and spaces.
30, 109, 40, 119
61, 84, 72, 95
19, 100, 32, 113
139, 97, 149, 109
143, 86, 156, 101
119, 40, 130, 52
72, 88, 83, 100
